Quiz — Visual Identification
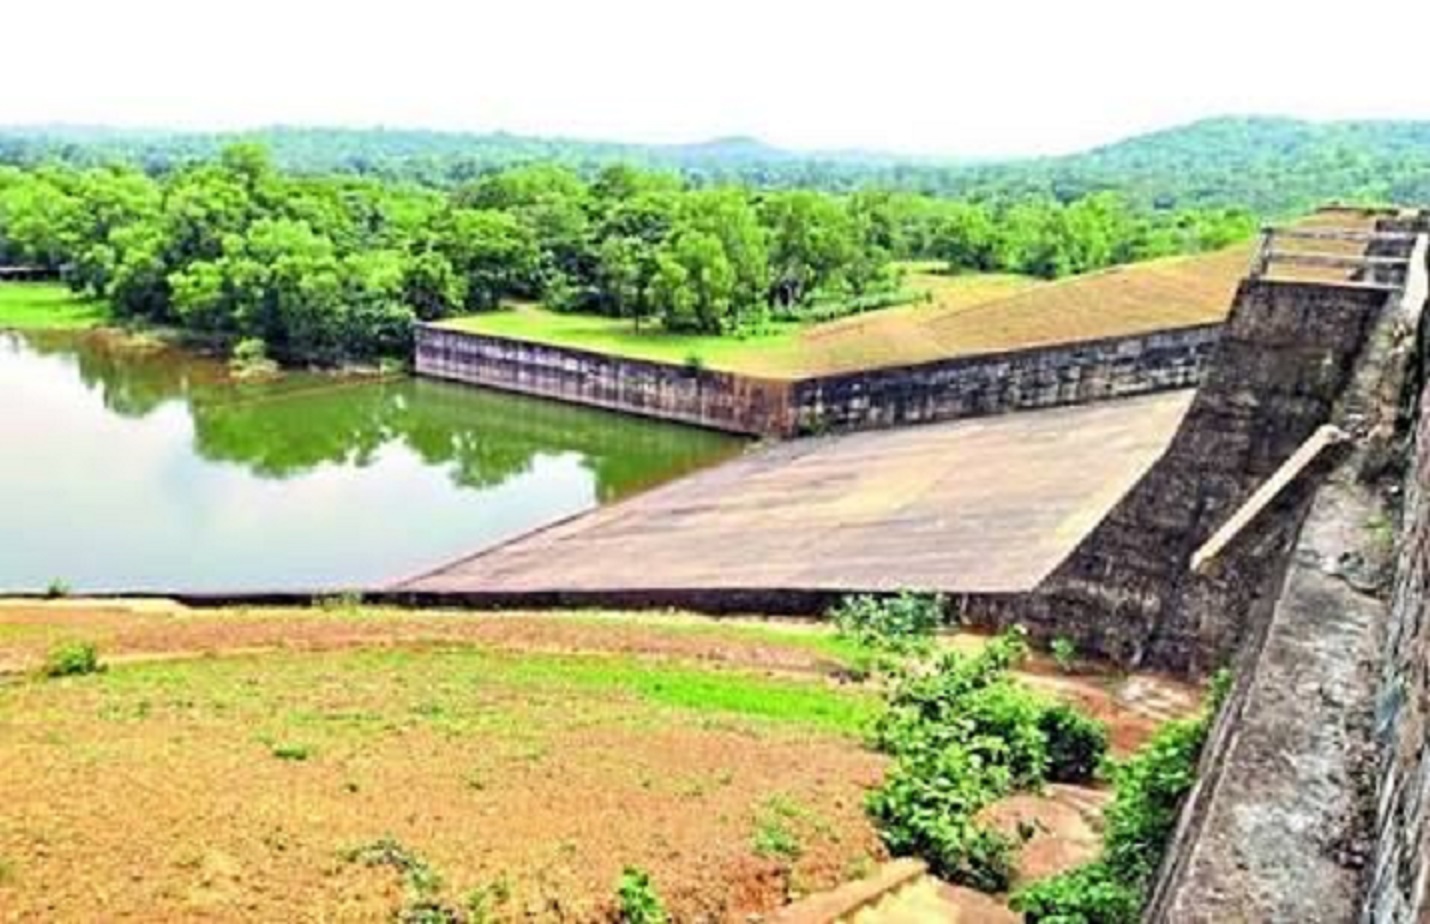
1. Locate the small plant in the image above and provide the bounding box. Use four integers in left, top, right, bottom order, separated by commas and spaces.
753, 814, 803, 861
0, 855, 14, 886
271, 743, 312, 761
345, 838, 459, 922
465, 876, 512, 923
752, 794, 811, 862
616, 866, 668, 924
44, 578, 70, 599
42, 641, 102, 678
831, 591, 944, 657
1050, 636, 1077, 673
229, 337, 279, 379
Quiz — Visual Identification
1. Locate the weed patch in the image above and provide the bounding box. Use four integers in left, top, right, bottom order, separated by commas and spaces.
42, 641, 103, 678
616, 866, 668, 924
344, 838, 460, 922
270, 742, 312, 762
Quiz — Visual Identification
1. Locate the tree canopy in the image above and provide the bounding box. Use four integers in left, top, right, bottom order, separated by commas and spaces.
0, 141, 1254, 364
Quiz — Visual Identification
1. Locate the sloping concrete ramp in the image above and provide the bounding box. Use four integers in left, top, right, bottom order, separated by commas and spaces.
397, 390, 1193, 598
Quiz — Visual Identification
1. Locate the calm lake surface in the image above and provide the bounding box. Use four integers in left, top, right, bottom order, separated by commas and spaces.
0, 330, 740, 592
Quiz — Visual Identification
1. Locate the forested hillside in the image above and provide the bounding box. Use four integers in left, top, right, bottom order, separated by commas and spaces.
0, 146, 1249, 364
3, 116, 1429, 214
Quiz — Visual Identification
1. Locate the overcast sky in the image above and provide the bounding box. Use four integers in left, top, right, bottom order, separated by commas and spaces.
5, 0, 1430, 157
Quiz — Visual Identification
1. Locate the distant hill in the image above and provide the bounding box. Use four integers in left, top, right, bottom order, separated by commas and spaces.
2, 116, 1429, 214
1016, 116, 1430, 212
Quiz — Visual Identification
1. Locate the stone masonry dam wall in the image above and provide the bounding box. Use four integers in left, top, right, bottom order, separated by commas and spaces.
1362, 233, 1430, 923
1139, 218, 1430, 921
962, 275, 1403, 673
414, 322, 1219, 437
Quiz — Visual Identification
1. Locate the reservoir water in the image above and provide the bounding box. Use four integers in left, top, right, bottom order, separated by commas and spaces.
0, 330, 740, 592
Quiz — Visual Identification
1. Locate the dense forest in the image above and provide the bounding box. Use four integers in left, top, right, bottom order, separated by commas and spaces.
4, 116, 1429, 214
0, 144, 1251, 364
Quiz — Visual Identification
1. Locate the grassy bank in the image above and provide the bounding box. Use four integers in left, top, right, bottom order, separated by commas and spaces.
0, 282, 109, 330
441, 269, 1028, 377
441, 247, 1252, 377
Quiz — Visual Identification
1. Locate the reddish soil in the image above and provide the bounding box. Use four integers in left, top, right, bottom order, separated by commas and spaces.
979, 784, 1113, 884
0, 602, 1204, 922
0, 606, 886, 922
0, 603, 841, 678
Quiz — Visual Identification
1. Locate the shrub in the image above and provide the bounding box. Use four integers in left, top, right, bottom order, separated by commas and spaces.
872, 632, 1031, 756
831, 592, 944, 657
229, 337, 279, 379
44, 578, 70, 599
865, 628, 1111, 893
959, 679, 1053, 788
616, 867, 668, 924
1050, 636, 1077, 672
865, 742, 1016, 888
1101, 714, 1208, 890
42, 641, 102, 678
1012, 861, 1140, 924
1040, 702, 1110, 784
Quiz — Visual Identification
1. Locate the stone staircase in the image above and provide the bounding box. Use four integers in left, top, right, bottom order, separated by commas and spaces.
773, 859, 1017, 924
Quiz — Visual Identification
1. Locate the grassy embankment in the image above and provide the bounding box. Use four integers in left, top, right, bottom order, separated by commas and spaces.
0, 282, 108, 330
443, 247, 1254, 378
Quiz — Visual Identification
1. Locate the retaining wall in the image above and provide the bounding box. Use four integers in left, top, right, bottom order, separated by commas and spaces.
1363, 248, 1430, 923
1005, 276, 1401, 672
415, 322, 1220, 437
415, 325, 796, 435
1145, 221, 1429, 920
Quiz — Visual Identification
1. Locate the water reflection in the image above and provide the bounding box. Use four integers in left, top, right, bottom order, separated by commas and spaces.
1, 331, 739, 591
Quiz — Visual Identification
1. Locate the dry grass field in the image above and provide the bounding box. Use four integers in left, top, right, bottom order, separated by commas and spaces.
0, 602, 1200, 922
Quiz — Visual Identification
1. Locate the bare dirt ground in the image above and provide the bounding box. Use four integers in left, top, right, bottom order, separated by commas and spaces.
0, 602, 1201, 922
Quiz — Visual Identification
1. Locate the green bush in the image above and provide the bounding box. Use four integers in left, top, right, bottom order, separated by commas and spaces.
1050, 637, 1077, 673
866, 740, 1017, 889
1011, 861, 1140, 924
865, 629, 1108, 891
616, 867, 668, 924
42, 641, 102, 678
1040, 702, 1110, 784
229, 337, 279, 379
832, 592, 944, 657
832, 592, 945, 660
1101, 714, 1207, 890
1011, 674, 1226, 922
872, 632, 1031, 756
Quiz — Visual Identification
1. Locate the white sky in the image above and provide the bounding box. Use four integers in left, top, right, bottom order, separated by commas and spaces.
4, 0, 1430, 157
